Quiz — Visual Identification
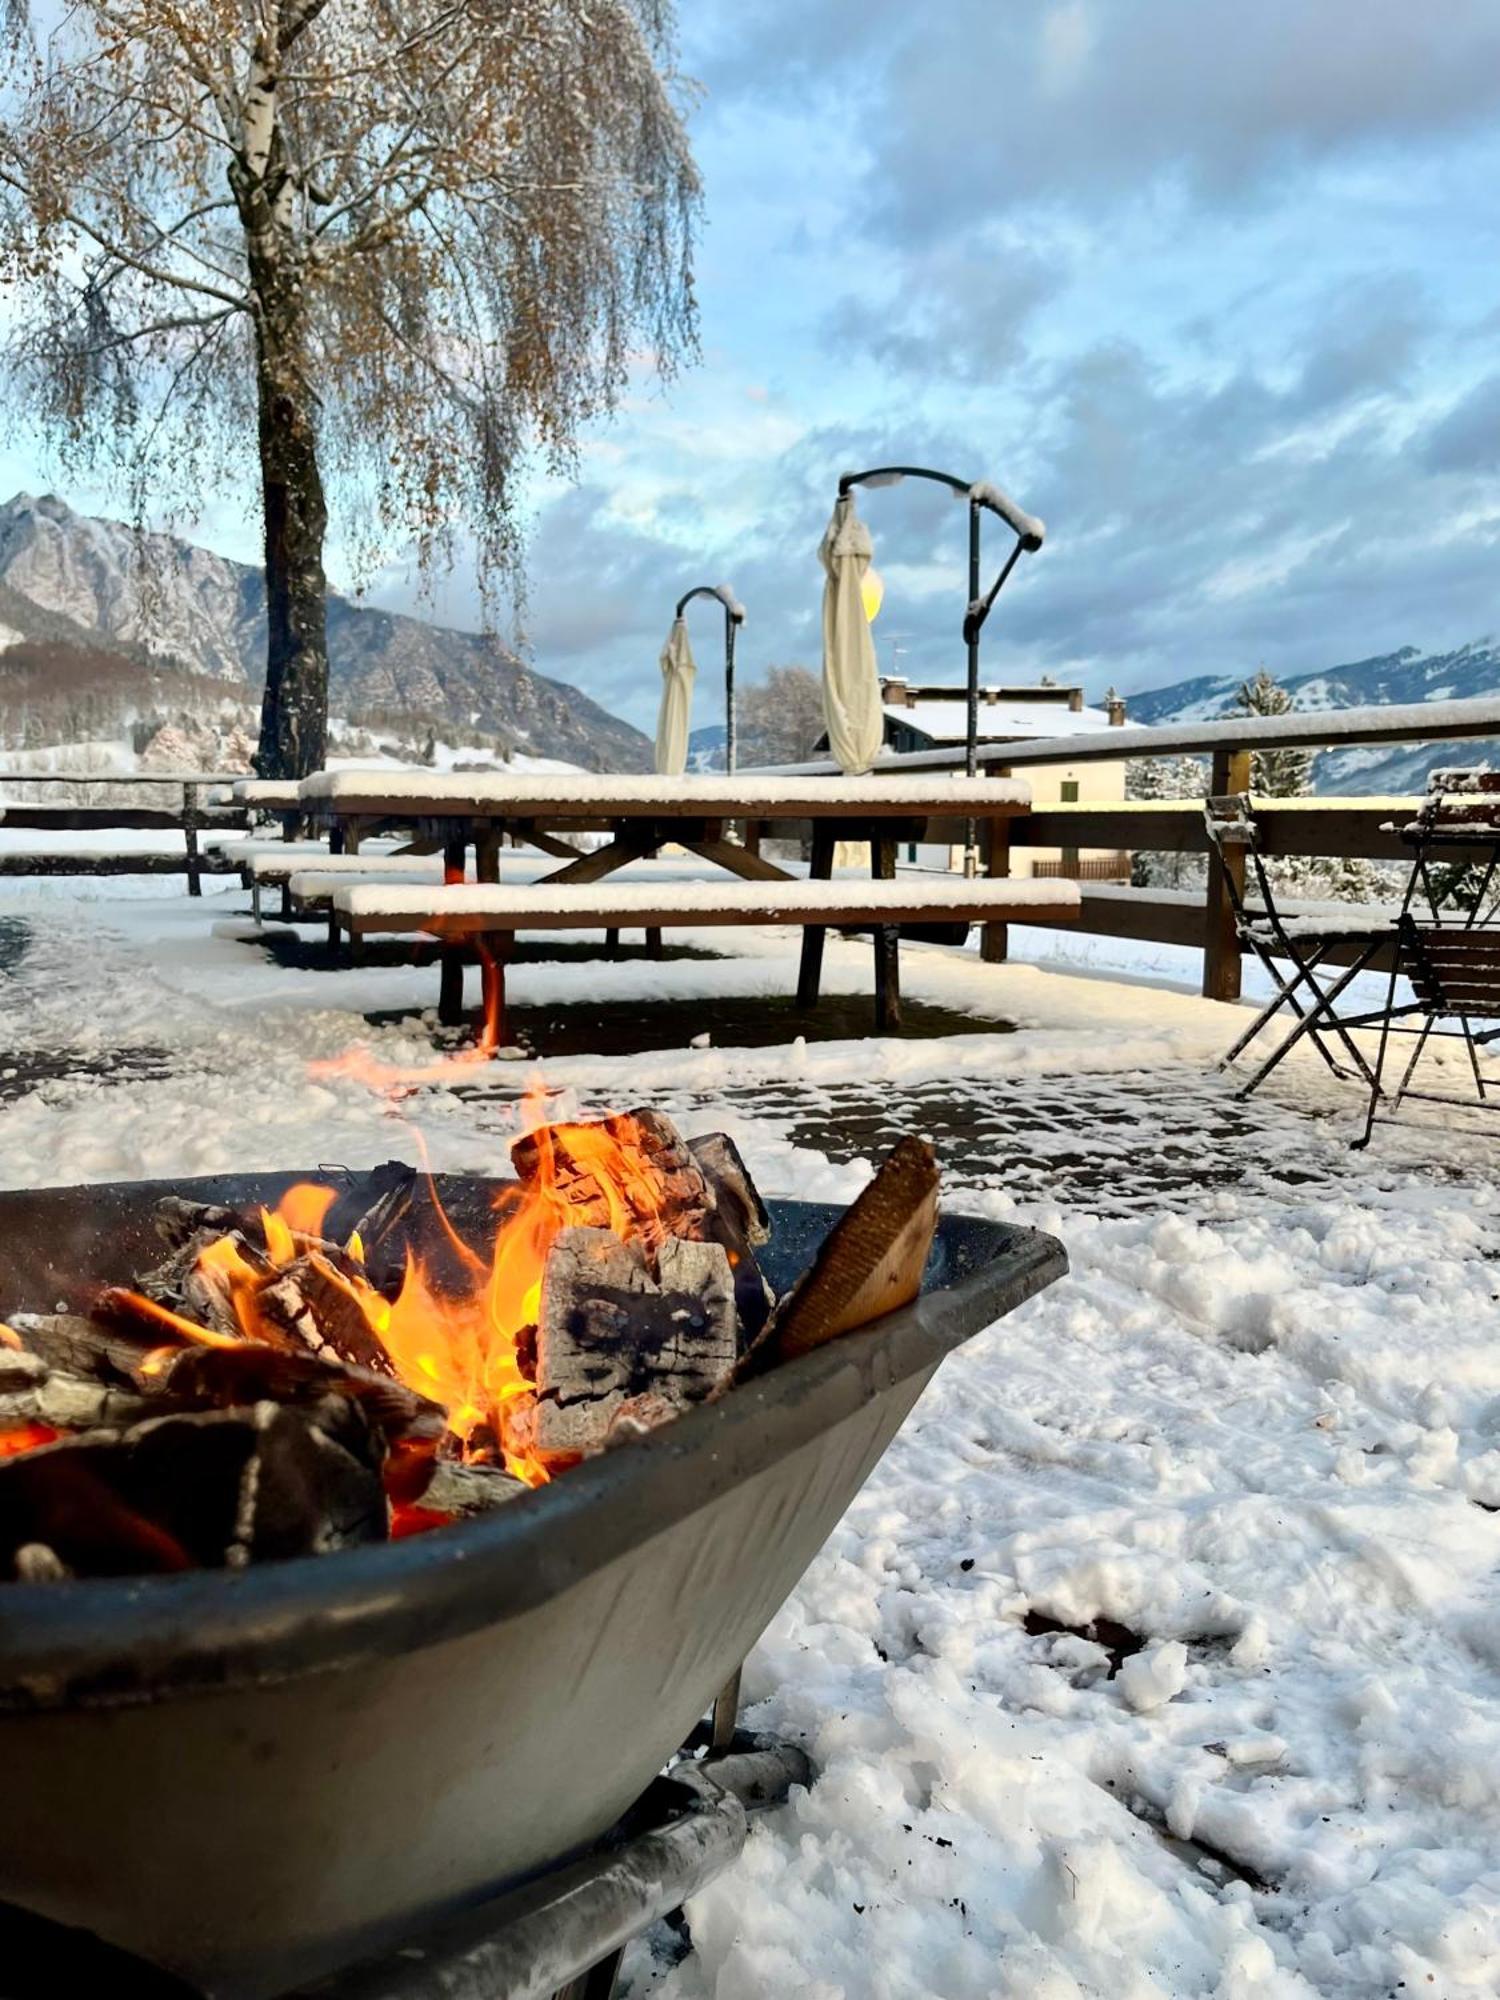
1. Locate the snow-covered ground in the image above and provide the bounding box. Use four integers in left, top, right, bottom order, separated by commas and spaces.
2, 868, 1499, 1997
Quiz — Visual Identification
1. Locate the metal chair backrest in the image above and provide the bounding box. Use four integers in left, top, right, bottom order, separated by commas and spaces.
1404, 926, 1500, 1023
1203, 793, 1278, 930
1401, 770, 1500, 926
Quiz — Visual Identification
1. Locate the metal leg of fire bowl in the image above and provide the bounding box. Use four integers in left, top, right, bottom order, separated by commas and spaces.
552, 1946, 624, 2000
297, 1741, 812, 2000
711, 1667, 743, 1752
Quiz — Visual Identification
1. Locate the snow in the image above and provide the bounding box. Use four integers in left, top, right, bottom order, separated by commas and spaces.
5, 867, 1500, 1995
250, 851, 442, 884
966, 482, 1047, 548
883, 698, 1116, 742
765, 698, 1500, 778
297, 771, 1033, 810
333, 877, 1080, 924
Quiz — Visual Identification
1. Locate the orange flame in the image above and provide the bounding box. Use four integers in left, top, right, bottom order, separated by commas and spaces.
93, 1113, 680, 1492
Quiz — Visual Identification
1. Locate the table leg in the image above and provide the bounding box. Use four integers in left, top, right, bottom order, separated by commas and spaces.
981, 772, 1011, 963
872, 835, 902, 1033
438, 834, 467, 1027
797, 826, 836, 1009
645, 928, 663, 958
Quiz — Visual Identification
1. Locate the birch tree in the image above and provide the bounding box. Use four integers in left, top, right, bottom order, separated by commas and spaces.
0, 3, 700, 776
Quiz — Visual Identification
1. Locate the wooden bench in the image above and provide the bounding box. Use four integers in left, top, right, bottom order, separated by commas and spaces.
331, 876, 1080, 1032
246, 849, 443, 925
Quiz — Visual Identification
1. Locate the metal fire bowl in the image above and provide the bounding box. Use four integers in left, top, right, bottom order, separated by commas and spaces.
0, 1173, 1066, 1997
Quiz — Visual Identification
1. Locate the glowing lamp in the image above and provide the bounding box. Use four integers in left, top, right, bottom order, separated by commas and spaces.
861, 564, 884, 624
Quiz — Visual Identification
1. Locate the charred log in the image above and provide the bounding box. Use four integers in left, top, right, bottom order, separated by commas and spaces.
688, 1131, 775, 1347
140, 1341, 444, 1450
0, 1399, 387, 1580
503, 1229, 736, 1472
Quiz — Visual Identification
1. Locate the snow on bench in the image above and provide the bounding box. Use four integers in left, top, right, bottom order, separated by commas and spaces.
331, 875, 1078, 933
246, 849, 438, 884
289, 864, 448, 907
298, 770, 1032, 815
330, 875, 1077, 1034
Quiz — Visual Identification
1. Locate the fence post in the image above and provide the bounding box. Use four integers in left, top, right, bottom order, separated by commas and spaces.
981, 764, 1012, 964
1202, 746, 1250, 1001
182, 782, 202, 897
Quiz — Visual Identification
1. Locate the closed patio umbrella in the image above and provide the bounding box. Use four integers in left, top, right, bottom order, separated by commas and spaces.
819, 494, 883, 775
654, 615, 697, 775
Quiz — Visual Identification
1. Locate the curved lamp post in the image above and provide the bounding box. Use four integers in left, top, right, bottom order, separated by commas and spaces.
675, 583, 746, 773
836, 466, 1045, 874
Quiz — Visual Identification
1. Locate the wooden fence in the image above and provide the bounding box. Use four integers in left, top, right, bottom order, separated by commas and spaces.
760, 695, 1500, 1002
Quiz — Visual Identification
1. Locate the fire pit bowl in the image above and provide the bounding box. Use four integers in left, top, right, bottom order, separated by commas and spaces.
0, 1172, 1065, 1997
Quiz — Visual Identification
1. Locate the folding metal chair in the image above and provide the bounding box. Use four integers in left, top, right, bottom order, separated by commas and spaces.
1205, 795, 1393, 1097
1353, 772, 1500, 1146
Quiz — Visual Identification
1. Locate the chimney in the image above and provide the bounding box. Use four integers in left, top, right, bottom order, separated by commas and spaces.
881, 676, 907, 706
1105, 686, 1127, 727
1067, 688, 1084, 712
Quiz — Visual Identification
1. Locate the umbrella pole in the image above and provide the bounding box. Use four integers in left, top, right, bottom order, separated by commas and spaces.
964, 498, 981, 877
725, 609, 738, 776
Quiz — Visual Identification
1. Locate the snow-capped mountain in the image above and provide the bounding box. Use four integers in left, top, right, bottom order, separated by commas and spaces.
0, 493, 650, 772
1119, 640, 1500, 792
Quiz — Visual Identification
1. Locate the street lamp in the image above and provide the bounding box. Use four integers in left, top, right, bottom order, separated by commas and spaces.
675, 583, 746, 773
836, 466, 1045, 872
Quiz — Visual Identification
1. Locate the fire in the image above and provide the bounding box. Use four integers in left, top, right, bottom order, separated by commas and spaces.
109, 1110, 681, 1489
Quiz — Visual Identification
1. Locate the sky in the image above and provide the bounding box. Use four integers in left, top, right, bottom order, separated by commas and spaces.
7, 0, 1500, 737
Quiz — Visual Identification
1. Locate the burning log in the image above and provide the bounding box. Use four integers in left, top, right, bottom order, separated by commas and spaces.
139, 1341, 445, 1450
0, 1399, 388, 1579
0, 1332, 152, 1432
419, 1458, 528, 1516
510, 1109, 714, 1249
4, 1308, 159, 1386
749, 1136, 940, 1369
503, 1229, 737, 1473
689, 1131, 775, 1346
252, 1256, 395, 1375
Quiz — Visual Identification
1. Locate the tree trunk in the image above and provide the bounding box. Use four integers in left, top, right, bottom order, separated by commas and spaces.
252, 300, 329, 781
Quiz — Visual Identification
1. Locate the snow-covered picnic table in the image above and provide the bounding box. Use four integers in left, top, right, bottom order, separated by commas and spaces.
243, 767, 1043, 1033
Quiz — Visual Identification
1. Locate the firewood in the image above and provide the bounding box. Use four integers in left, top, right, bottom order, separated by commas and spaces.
0, 1399, 387, 1580
249, 1255, 391, 1373
750, 1136, 940, 1369
689, 1131, 775, 1347
510, 1109, 714, 1250
153, 1195, 244, 1250
5, 1309, 158, 1386
131, 1226, 271, 1341
689, 1132, 771, 1245
0, 1339, 151, 1431
503, 1227, 737, 1472
417, 1457, 528, 1516
140, 1341, 445, 1449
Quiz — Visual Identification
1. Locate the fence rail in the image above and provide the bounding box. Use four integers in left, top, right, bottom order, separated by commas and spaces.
758, 700, 1500, 1001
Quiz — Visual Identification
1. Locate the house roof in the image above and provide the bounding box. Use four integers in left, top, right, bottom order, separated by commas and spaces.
882, 694, 1117, 742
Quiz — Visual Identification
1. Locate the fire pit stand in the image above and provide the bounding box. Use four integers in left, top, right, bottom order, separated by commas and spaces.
0, 1175, 1067, 1998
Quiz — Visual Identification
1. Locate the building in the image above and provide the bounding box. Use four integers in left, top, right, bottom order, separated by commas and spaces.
878, 676, 1130, 878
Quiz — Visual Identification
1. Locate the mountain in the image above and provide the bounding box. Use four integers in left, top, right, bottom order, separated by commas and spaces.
1118, 640, 1500, 793
0, 493, 651, 772
687, 722, 727, 772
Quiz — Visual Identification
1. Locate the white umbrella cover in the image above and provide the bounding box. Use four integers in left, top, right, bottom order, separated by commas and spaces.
819, 495, 883, 775
654, 615, 697, 775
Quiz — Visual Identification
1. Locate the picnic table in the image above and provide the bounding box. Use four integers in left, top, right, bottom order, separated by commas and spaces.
0, 769, 250, 893
244, 770, 1066, 1031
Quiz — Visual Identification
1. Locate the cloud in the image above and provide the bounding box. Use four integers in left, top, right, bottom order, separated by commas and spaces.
1422, 373, 1500, 475
705, 1, 1500, 231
